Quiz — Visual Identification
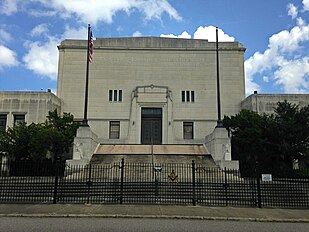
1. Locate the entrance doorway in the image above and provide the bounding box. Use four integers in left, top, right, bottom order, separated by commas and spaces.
141, 108, 162, 144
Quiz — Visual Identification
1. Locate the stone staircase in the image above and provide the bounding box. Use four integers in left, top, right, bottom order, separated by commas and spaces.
90, 144, 217, 167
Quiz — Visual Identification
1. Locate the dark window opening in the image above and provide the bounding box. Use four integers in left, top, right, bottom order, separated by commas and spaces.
191, 91, 195, 102
109, 90, 113, 101
119, 90, 122, 102
14, 114, 25, 126
114, 90, 118, 101
0, 114, 7, 130
109, 121, 120, 139
183, 122, 193, 139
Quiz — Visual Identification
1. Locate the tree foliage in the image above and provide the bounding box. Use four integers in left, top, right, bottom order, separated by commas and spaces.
0, 110, 79, 162
223, 101, 309, 177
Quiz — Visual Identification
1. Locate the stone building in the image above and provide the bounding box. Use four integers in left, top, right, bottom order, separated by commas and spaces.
0, 90, 61, 130
1, 37, 308, 167
57, 37, 245, 145
242, 92, 309, 114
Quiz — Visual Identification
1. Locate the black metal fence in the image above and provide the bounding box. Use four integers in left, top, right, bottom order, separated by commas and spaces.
0, 160, 308, 208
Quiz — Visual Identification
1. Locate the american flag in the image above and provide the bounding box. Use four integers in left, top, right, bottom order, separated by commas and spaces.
89, 31, 94, 63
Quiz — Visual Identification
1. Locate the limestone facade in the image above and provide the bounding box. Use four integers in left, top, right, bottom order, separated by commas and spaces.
57, 37, 246, 144
242, 93, 309, 114
0, 91, 61, 129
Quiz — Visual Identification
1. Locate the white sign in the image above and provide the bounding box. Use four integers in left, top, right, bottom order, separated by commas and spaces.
262, 174, 272, 182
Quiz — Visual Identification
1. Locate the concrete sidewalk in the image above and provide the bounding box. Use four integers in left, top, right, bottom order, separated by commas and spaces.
0, 204, 308, 222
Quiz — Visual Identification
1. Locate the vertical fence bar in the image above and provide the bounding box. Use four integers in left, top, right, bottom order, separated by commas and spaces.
256, 176, 262, 208
224, 167, 228, 206
86, 164, 92, 204
120, 158, 124, 204
154, 167, 159, 197
192, 160, 196, 206
53, 160, 59, 204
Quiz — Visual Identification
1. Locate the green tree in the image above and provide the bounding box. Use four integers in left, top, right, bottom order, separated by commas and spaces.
0, 122, 32, 161
44, 110, 80, 161
271, 101, 309, 169
223, 101, 309, 177
223, 109, 270, 176
0, 110, 79, 163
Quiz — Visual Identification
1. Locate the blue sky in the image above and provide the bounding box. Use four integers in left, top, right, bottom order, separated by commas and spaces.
0, 0, 308, 95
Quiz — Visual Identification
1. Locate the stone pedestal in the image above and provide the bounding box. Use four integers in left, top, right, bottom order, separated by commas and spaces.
66, 126, 99, 166
205, 127, 239, 170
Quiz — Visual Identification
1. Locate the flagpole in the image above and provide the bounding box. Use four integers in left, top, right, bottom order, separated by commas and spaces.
216, 27, 223, 128
82, 24, 91, 126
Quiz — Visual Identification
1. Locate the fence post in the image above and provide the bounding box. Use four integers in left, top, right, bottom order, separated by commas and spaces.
120, 158, 124, 204
86, 164, 92, 204
256, 176, 262, 208
53, 157, 60, 204
255, 161, 262, 208
192, 160, 196, 206
224, 167, 228, 206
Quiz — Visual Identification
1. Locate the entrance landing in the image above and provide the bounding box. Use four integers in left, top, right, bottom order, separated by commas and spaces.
91, 144, 216, 166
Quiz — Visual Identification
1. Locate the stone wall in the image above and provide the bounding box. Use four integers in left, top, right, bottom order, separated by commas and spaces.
241, 93, 309, 114
0, 91, 61, 128
57, 37, 246, 144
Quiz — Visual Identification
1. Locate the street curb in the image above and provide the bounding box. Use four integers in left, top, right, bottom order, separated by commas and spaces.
0, 214, 309, 223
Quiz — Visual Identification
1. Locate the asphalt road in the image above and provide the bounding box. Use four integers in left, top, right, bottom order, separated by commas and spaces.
0, 217, 309, 232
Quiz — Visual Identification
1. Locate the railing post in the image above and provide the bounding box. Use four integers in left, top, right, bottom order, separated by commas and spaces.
255, 160, 262, 208
256, 176, 262, 208
154, 168, 159, 197
192, 160, 196, 206
224, 167, 228, 206
53, 157, 60, 204
120, 158, 124, 204
86, 164, 92, 204
53, 174, 59, 204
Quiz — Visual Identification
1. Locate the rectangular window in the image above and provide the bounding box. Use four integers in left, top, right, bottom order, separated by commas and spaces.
114, 90, 118, 101
183, 122, 193, 139
109, 121, 120, 139
0, 114, 7, 130
119, 90, 122, 102
191, 91, 195, 102
186, 91, 190, 102
109, 90, 113, 102
109, 89, 123, 102
14, 114, 25, 126
181, 90, 195, 102
181, 91, 185, 102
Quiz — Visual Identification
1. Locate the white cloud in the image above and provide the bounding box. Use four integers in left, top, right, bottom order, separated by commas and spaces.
160, 26, 235, 41
62, 25, 87, 39
274, 57, 309, 93
29, 0, 181, 24
30, 24, 49, 37
29, 9, 57, 17
263, 76, 269, 83
193, 26, 235, 42
160, 31, 191, 39
0, 29, 12, 44
297, 17, 306, 26
23, 25, 87, 80
303, 0, 309, 11
0, 0, 18, 15
132, 31, 143, 37
268, 25, 309, 53
287, 3, 298, 19
135, 0, 181, 21
23, 37, 59, 80
244, 20, 309, 94
0, 45, 18, 69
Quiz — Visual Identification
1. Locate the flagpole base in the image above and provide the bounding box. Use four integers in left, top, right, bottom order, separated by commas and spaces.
81, 119, 89, 127
216, 120, 224, 128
